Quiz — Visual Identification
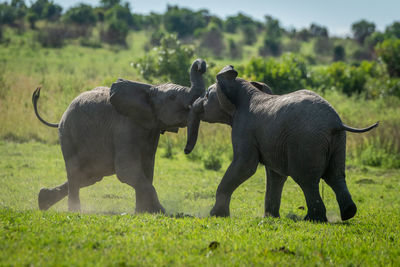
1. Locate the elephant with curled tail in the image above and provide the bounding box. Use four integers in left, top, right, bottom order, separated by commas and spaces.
33, 59, 207, 213
185, 65, 378, 222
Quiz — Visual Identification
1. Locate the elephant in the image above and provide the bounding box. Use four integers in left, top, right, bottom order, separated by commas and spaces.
184, 65, 378, 222
32, 58, 207, 213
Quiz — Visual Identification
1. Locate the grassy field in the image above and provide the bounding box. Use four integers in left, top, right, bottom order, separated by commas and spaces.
1, 28, 399, 266
0, 141, 399, 266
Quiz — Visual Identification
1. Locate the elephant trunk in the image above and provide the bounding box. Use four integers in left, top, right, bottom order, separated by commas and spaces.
184, 97, 204, 154
189, 59, 207, 99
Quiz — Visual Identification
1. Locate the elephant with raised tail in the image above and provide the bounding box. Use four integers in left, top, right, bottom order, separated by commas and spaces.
185, 65, 378, 222
33, 59, 207, 213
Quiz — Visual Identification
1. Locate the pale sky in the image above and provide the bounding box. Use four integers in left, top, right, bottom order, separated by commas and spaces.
56, 0, 400, 36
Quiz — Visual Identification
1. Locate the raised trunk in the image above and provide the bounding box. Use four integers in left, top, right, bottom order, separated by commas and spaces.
186, 59, 206, 106
184, 97, 204, 154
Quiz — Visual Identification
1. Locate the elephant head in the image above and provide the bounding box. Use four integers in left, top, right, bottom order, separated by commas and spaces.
110, 59, 207, 132
184, 66, 272, 153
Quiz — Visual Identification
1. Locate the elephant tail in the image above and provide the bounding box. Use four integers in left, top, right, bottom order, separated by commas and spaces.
32, 87, 59, 128
337, 121, 379, 133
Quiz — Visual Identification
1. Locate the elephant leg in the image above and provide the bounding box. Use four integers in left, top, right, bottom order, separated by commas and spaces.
264, 168, 287, 218
65, 164, 99, 212
296, 179, 327, 222
323, 140, 356, 221
210, 153, 259, 217
115, 152, 165, 214
38, 181, 68, 210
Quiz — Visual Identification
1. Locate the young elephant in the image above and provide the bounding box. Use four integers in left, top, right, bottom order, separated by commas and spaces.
185, 65, 378, 222
33, 59, 207, 213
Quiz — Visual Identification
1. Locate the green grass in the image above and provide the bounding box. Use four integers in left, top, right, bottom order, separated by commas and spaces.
1, 141, 399, 266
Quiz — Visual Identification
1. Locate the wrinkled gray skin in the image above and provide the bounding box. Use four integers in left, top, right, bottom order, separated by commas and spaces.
33, 59, 207, 213
185, 65, 378, 222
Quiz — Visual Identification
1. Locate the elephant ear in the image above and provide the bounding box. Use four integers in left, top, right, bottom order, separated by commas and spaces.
110, 79, 157, 129
216, 65, 238, 108
216, 84, 235, 115
250, 81, 273, 94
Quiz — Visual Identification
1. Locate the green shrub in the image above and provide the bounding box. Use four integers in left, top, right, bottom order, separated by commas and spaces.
241, 53, 308, 94
357, 138, 400, 168
375, 39, 400, 77
36, 24, 65, 48
100, 17, 128, 45
310, 61, 377, 96
134, 34, 194, 85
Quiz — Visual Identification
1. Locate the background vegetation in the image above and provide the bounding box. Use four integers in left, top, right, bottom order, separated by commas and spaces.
0, 0, 399, 265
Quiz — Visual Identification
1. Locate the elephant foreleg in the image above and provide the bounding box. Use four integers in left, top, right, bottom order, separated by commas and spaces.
115, 154, 165, 214
264, 168, 287, 218
38, 181, 68, 210
210, 153, 259, 217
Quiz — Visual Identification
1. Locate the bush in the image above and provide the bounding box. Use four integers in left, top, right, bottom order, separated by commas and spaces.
228, 38, 242, 59
375, 39, 400, 77
36, 24, 65, 47
100, 17, 128, 45
198, 23, 225, 58
310, 61, 377, 96
241, 53, 308, 94
357, 138, 400, 168
333, 45, 345, 61
134, 34, 194, 85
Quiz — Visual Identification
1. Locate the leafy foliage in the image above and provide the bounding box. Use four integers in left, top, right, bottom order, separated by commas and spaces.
241, 53, 308, 94
352, 19, 376, 44
134, 34, 194, 85
163, 5, 207, 38
376, 38, 400, 77
63, 3, 97, 25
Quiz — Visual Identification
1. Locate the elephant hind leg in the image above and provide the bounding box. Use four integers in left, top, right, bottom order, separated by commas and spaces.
294, 178, 327, 222
264, 168, 287, 218
323, 133, 356, 221
38, 182, 68, 210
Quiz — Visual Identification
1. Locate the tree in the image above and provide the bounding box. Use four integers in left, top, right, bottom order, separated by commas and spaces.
163, 5, 207, 38
385, 21, 400, 38
29, 0, 62, 21
0, 3, 17, 24
333, 45, 345, 61
224, 12, 258, 33
310, 23, 328, 38
105, 3, 133, 27
241, 24, 257, 45
228, 38, 242, 59
376, 39, 400, 77
63, 4, 96, 25
100, 0, 120, 9
351, 19, 375, 44
259, 16, 282, 57
199, 23, 225, 58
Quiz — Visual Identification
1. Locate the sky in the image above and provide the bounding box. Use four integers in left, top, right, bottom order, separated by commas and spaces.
56, 0, 400, 36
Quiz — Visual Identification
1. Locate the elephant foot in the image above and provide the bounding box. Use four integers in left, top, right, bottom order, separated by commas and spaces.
210, 205, 230, 217
340, 202, 357, 221
38, 188, 54, 210
304, 213, 328, 223
135, 192, 166, 214
135, 203, 166, 214
264, 211, 280, 218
